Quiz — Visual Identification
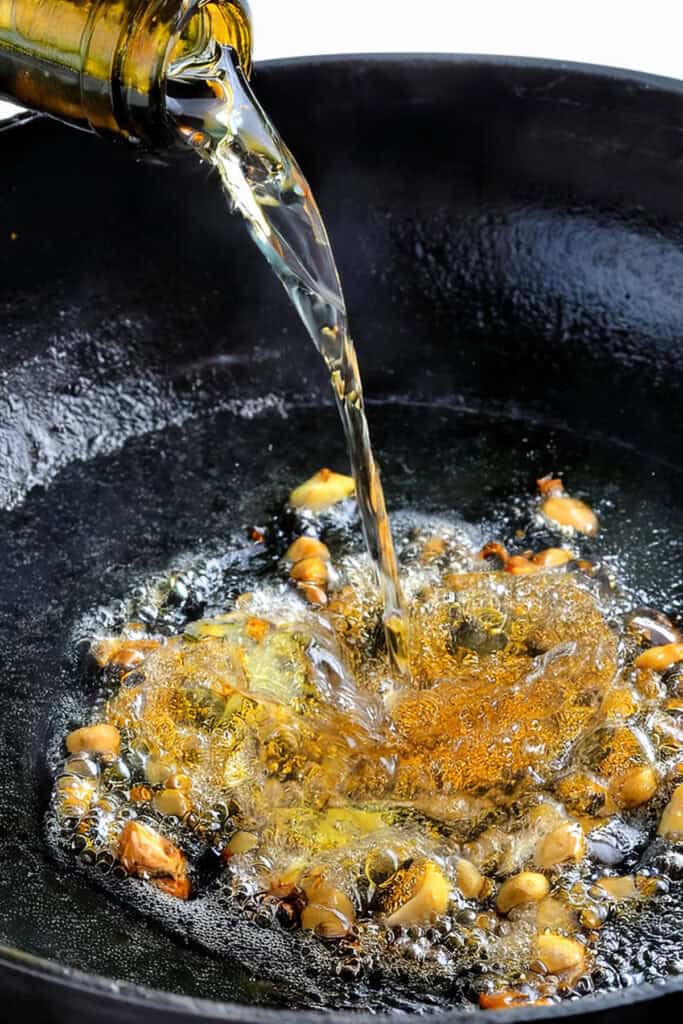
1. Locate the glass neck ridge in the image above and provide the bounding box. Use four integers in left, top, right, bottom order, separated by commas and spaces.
0, 0, 252, 146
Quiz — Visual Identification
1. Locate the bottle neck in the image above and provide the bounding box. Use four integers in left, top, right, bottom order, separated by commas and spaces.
0, 0, 252, 146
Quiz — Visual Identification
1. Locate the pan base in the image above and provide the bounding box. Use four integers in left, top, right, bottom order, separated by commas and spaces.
19, 397, 683, 1011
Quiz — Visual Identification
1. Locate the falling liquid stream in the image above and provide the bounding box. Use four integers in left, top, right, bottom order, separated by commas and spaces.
166, 44, 409, 675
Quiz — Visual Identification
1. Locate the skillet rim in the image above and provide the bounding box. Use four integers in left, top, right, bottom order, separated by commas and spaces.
252, 49, 683, 95
3, 49, 683, 1023
0, 940, 678, 1022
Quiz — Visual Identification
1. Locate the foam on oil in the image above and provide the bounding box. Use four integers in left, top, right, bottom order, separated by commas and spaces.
44, 473, 683, 1010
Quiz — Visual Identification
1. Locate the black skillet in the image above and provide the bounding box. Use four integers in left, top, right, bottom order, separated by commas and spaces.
1, 53, 683, 1022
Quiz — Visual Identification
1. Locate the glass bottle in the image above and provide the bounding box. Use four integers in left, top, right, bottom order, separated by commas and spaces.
0, 0, 252, 146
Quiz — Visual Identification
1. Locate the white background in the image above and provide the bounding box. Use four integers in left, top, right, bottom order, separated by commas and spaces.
1, 0, 681, 119
251, 0, 682, 79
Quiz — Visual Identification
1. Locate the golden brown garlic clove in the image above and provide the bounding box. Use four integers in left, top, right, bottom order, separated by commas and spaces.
155, 876, 191, 899
535, 822, 585, 869
455, 858, 487, 900
285, 536, 331, 563
597, 874, 660, 900
635, 643, 683, 672
534, 933, 585, 973
300, 872, 355, 939
298, 583, 328, 606
611, 765, 658, 809
380, 859, 450, 927
658, 783, 683, 838
66, 724, 120, 757
479, 989, 551, 1009
541, 495, 598, 536
117, 821, 189, 899
153, 788, 191, 818
224, 831, 259, 857
290, 556, 328, 588
532, 547, 573, 568
289, 468, 355, 510
478, 541, 510, 565
496, 872, 549, 914
91, 638, 160, 669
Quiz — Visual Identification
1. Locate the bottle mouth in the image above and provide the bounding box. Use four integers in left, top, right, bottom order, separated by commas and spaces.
114, 0, 252, 148
166, 0, 252, 81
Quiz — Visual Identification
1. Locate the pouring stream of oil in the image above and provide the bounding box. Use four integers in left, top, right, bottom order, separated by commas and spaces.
166, 45, 409, 674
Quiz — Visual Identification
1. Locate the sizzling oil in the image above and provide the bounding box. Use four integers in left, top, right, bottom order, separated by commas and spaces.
46, 471, 683, 1010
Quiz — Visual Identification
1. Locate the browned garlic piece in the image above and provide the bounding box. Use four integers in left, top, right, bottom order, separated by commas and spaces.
535, 822, 585, 869
286, 534, 333, 606
612, 765, 658, 808
66, 724, 120, 756
635, 643, 683, 672
92, 637, 160, 668
224, 831, 259, 857
285, 536, 331, 563
658, 783, 683, 838
289, 468, 355, 510
380, 859, 450, 927
596, 874, 656, 901
117, 820, 190, 900
537, 476, 599, 536
300, 872, 355, 938
535, 933, 585, 973
496, 872, 549, 914
455, 858, 487, 899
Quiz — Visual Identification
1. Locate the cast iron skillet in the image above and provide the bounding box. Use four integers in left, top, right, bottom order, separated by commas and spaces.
1, 53, 683, 1022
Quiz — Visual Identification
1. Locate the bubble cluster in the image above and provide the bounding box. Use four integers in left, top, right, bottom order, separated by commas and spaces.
45, 482, 683, 1010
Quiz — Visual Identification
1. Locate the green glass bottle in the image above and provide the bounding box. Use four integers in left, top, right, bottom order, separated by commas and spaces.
0, 0, 252, 146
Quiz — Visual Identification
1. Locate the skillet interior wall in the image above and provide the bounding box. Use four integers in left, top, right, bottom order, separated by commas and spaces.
0, 56, 683, 1011
2, 58, 683, 506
